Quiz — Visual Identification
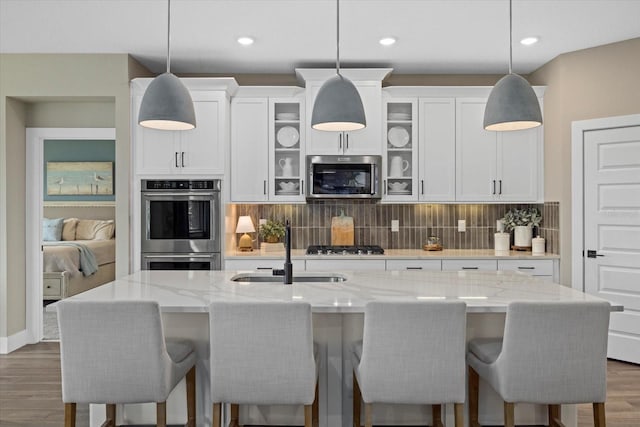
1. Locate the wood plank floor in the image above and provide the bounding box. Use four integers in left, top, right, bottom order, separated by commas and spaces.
1, 342, 639, 426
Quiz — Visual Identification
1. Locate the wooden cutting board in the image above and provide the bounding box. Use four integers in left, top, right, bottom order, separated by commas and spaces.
331, 212, 354, 245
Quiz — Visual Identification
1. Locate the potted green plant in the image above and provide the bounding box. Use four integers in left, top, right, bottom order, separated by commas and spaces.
259, 219, 286, 252
501, 208, 542, 248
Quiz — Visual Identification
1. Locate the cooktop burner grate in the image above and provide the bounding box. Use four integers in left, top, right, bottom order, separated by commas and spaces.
306, 245, 384, 255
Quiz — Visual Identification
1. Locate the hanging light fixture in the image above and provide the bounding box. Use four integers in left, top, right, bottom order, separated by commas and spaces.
484, 0, 542, 131
138, 0, 196, 131
311, 0, 366, 132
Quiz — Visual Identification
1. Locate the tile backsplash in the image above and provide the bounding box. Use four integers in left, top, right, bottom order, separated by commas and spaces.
228, 201, 559, 254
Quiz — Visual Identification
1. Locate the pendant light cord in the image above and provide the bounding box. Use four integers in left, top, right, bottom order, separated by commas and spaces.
166, 0, 171, 73
508, 0, 512, 74
336, 0, 340, 75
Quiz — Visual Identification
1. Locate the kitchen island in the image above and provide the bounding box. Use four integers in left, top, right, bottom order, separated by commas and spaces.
54, 269, 618, 427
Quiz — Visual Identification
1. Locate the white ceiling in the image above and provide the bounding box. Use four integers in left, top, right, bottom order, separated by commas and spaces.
2, 0, 639, 75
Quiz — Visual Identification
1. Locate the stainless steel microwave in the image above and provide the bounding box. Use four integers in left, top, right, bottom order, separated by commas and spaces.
306, 155, 382, 199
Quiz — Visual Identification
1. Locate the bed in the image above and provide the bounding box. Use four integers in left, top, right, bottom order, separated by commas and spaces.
42, 218, 116, 300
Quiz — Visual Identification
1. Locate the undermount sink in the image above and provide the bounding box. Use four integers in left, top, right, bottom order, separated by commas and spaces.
230, 272, 347, 284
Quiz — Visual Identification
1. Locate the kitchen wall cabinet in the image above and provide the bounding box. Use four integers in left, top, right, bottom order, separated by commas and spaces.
382, 98, 418, 200
297, 69, 391, 156
455, 98, 542, 202
230, 90, 306, 202
132, 79, 237, 176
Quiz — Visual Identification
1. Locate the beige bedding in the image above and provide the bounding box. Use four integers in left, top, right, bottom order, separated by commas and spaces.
43, 239, 115, 277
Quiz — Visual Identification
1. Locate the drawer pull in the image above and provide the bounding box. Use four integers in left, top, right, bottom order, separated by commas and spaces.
46, 285, 51, 289
462, 267, 479, 270
518, 266, 535, 270
256, 267, 272, 270
406, 267, 423, 270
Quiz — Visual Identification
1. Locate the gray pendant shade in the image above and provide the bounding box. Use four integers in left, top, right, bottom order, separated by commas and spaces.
311, 74, 366, 131
483, 73, 542, 131
138, 72, 196, 131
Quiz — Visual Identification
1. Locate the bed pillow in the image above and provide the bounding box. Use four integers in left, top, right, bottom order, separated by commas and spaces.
62, 218, 79, 241
76, 219, 115, 240
42, 218, 64, 241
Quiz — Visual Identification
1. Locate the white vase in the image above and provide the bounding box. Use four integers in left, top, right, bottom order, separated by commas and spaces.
514, 226, 533, 247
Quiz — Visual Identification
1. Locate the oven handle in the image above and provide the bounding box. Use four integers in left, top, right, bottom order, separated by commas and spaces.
143, 254, 215, 259
142, 192, 218, 197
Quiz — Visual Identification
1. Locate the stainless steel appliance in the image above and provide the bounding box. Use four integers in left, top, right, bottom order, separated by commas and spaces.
306, 155, 381, 199
306, 245, 385, 255
141, 179, 221, 270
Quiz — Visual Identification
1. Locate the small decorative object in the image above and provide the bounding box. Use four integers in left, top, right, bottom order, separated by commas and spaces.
494, 232, 510, 254
532, 236, 546, 255
501, 207, 542, 250
423, 236, 443, 251
259, 219, 286, 244
235, 216, 256, 251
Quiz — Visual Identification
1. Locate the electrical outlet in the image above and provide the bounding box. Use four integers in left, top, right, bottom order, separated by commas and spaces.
259, 218, 267, 226
458, 220, 466, 232
391, 220, 399, 232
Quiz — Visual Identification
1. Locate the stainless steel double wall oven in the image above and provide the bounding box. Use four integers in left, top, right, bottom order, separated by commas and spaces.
141, 179, 221, 270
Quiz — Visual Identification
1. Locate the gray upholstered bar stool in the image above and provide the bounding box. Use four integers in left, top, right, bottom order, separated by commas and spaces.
57, 300, 197, 427
352, 301, 467, 427
467, 301, 611, 427
209, 301, 319, 427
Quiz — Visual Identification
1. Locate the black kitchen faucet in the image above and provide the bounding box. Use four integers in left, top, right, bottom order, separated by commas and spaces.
272, 219, 293, 284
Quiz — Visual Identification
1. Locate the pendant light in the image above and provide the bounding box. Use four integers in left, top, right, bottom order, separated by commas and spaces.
311, 0, 366, 132
484, 0, 542, 131
138, 0, 196, 131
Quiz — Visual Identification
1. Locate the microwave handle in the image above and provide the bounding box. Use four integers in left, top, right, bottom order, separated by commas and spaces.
371, 164, 378, 195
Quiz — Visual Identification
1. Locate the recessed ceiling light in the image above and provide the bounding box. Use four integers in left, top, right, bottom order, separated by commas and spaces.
520, 36, 539, 46
379, 37, 396, 46
237, 36, 254, 46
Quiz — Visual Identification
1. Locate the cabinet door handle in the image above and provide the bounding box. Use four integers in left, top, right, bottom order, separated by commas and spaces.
175, 152, 179, 168
256, 267, 272, 271
263, 180, 267, 195
338, 134, 343, 150
345, 134, 349, 150
518, 266, 535, 270
406, 266, 423, 270
421, 180, 424, 195
181, 152, 185, 168
300, 180, 304, 195
462, 267, 479, 270
383, 179, 387, 195
492, 180, 496, 195
499, 179, 502, 194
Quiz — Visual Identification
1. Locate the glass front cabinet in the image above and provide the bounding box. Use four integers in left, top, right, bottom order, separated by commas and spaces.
269, 98, 306, 202
383, 98, 419, 201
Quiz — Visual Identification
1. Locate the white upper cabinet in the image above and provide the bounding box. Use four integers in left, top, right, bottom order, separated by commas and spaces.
455, 97, 542, 202
297, 69, 391, 156
131, 78, 237, 176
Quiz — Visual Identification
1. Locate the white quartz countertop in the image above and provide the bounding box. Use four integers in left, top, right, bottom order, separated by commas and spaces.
50, 269, 619, 314
225, 249, 560, 260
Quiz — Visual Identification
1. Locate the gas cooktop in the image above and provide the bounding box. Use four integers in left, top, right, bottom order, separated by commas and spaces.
306, 245, 384, 255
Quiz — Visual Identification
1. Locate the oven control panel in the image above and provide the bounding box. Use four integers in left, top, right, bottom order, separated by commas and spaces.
144, 180, 220, 191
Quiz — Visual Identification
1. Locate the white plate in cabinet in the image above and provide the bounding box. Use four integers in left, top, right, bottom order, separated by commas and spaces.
224, 259, 303, 272
497, 259, 554, 276
441, 260, 497, 271
305, 259, 386, 271
386, 259, 442, 271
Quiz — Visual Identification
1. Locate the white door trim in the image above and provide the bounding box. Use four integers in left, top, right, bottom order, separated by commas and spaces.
25, 128, 115, 344
571, 113, 640, 291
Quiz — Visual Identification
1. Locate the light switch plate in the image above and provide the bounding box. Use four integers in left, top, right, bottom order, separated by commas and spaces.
458, 220, 466, 232
391, 220, 399, 232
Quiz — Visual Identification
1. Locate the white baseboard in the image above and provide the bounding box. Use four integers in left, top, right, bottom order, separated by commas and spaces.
0, 328, 30, 354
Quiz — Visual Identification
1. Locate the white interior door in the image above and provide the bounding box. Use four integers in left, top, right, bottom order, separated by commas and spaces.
584, 124, 640, 363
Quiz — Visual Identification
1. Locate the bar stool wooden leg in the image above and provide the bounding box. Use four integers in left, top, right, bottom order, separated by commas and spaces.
548, 404, 562, 427
364, 402, 373, 427
104, 404, 116, 427
229, 404, 239, 427
353, 373, 361, 427
469, 366, 480, 427
593, 402, 606, 427
504, 402, 515, 427
312, 382, 319, 427
432, 404, 443, 427
64, 403, 76, 427
212, 403, 221, 427
186, 366, 196, 427
156, 401, 167, 427
304, 404, 313, 427
454, 402, 464, 427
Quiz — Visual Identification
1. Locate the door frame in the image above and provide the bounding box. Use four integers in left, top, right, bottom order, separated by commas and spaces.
25, 128, 116, 343
571, 113, 640, 291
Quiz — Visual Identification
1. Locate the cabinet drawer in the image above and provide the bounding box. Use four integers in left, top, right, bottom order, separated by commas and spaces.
225, 259, 302, 272
386, 259, 442, 271
305, 259, 386, 271
43, 278, 62, 297
441, 260, 497, 271
497, 259, 554, 276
